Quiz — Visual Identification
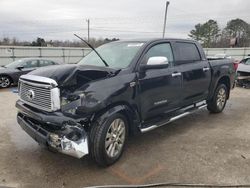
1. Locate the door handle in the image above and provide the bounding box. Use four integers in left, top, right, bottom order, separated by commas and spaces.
203, 67, 210, 72
172, 72, 182, 77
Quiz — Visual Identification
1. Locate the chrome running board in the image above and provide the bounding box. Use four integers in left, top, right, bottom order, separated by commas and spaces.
140, 102, 207, 133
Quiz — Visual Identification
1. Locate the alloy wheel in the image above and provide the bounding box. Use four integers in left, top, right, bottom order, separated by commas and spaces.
216, 87, 226, 110
0, 76, 10, 88
105, 118, 126, 158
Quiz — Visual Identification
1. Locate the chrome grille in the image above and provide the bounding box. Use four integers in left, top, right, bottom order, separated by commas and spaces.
20, 82, 52, 110
18, 75, 60, 112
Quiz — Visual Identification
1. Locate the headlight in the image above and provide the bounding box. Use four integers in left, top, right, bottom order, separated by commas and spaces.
61, 97, 71, 106
60, 94, 84, 114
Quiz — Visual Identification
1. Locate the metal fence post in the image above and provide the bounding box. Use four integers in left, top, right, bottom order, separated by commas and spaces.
62, 48, 65, 63
243, 47, 246, 59
39, 48, 42, 58
11, 47, 15, 61
82, 49, 85, 57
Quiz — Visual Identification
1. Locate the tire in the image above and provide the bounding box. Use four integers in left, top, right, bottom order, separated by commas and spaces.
89, 113, 128, 166
0, 75, 11, 88
207, 83, 228, 113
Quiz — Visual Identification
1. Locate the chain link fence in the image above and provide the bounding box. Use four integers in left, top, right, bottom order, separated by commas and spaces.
0, 46, 91, 66
0, 46, 249, 66
204, 47, 250, 60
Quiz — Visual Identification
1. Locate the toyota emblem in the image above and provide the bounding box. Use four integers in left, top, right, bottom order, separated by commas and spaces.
27, 89, 35, 100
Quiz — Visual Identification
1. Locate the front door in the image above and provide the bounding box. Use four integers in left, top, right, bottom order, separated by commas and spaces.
138, 42, 182, 121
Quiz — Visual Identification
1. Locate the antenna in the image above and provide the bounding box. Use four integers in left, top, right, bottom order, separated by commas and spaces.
74, 34, 109, 67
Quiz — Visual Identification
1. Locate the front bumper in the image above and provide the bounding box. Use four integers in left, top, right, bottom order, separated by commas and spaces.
16, 100, 89, 158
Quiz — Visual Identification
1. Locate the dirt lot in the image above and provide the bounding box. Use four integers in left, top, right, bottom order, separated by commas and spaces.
0, 87, 250, 188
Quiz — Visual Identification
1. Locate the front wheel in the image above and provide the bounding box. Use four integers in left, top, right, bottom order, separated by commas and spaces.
0, 76, 11, 88
207, 84, 228, 113
89, 113, 128, 166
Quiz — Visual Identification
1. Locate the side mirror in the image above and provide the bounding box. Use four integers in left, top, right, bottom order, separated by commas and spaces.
140, 56, 169, 71
147, 56, 169, 66
16, 66, 24, 70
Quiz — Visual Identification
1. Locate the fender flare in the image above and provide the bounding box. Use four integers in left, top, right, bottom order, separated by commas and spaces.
91, 104, 141, 136
208, 74, 231, 100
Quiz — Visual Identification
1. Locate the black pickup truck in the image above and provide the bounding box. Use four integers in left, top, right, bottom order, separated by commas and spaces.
16, 39, 236, 166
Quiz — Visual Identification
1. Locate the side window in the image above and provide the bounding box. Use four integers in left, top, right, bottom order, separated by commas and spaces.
23, 60, 38, 68
175, 42, 201, 63
144, 43, 174, 65
39, 60, 54, 67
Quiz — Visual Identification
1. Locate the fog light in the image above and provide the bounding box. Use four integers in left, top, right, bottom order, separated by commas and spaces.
49, 133, 61, 148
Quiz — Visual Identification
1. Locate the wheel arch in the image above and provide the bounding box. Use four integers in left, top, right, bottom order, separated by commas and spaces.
208, 75, 231, 101
0, 74, 14, 85
217, 75, 231, 99
91, 102, 141, 136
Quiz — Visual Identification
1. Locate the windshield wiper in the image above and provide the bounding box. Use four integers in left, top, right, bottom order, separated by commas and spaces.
74, 34, 109, 67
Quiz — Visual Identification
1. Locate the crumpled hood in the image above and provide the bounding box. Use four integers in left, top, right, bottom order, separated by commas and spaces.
28, 64, 117, 88
237, 63, 250, 73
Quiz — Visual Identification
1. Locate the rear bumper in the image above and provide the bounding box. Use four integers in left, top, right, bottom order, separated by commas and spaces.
16, 101, 89, 158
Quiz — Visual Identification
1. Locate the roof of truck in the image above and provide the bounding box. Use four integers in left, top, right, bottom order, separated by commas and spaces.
118, 38, 197, 43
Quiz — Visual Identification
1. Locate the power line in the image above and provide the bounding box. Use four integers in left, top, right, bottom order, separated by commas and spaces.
1, 26, 189, 35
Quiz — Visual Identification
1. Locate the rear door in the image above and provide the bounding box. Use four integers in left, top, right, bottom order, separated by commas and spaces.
138, 42, 182, 121
173, 42, 211, 105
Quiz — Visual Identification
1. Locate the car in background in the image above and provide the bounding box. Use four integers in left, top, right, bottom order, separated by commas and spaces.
238, 56, 250, 73
0, 58, 60, 88
237, 56, 250, 87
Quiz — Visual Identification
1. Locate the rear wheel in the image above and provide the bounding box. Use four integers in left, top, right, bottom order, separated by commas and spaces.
89, 113, 128, 166
207, 84, 228, 113
0, 76, 11, 88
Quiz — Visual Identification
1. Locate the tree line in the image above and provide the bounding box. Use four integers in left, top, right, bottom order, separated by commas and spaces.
189, 18, 250, 48
0, 37, 119, 48
1, 18, 249, 48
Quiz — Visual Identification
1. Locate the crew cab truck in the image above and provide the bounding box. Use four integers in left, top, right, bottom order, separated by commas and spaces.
16, 39, 236, 166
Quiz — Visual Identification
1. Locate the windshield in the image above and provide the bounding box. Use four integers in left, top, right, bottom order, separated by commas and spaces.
78, 42, 144, 69
5, 59, 24, 69
245, 58, 250, 65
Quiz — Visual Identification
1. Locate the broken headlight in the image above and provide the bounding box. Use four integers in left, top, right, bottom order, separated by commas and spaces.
60, 94, 85, 114
61, 97, 72, 106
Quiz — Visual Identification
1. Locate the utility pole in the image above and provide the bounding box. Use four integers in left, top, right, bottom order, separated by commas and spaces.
162, 1, 170, 38
86, 19, 90, 42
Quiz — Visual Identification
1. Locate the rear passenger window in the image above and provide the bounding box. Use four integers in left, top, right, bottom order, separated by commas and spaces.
39, 60, 54, 67
144, 43, 174, 65
23, 60, 38, 68
175, 42, 201, 63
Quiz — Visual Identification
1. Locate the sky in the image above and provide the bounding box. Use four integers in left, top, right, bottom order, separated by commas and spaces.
0, 0, 249, 41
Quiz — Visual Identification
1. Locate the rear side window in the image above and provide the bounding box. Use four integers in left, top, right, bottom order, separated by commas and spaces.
23, 60, 38, 68
175, 42, 201, 63
39, 60, 54, 67
144, 43, 174, 64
